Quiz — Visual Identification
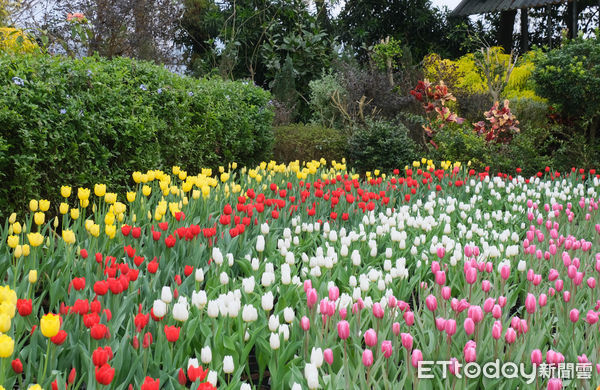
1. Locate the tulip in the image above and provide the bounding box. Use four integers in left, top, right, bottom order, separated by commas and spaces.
547, 378, 562, 390
304, 363, 319, 389
201, 346, 212, 364
411, 349, 423, 368
505, 328, 516, 344
569, 309, 579, 323
270, 332, 280, 350
401, 333, 413, 351
95, 364, 115, 385
324, 348, 334, 365
337, 320, 349, 339
525, 293, 536, 314
381, 340, 393, 358
164, 325, 180, 342
425, 295, 437, 312
40, 313, 60, 338
0, 334, 14, 357
364, 328, 377, 347
223, 355, 234, 374
372, 303, 384, 319
464, 318, 475, 336
531, 349, 542, 365
362, 349, 374, 367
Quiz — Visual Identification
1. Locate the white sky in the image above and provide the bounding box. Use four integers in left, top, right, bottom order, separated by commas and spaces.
431, 0, 463, 11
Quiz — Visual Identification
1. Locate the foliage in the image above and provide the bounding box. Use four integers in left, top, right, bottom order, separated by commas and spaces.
308, 71, 349, 129
410, 79, 464, 146
0, 27, 38, 54
509, 97, 549, 129
347, 119, 419, 172
423, 47, 543, 101
0, 53, 273, 215
532, 35, 600, 138
371, 36, 403, 72
473, 99, 520, 143
272, 123, 347, 163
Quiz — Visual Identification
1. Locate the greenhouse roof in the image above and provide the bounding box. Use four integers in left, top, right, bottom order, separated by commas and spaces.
451, 0, 565, 16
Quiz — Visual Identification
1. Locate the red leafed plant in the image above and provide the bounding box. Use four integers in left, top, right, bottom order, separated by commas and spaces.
473, 99, 520, 144
410, 79, 463, 148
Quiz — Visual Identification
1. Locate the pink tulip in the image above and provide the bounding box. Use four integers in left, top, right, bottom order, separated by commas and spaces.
483, 298, 495, 313
505, 328, 516, 344
364, 328, 377, 347
481, 280, 491, 293
500, 265, 510, 280
569, 308, 579, 323
449, 357, 460, 375
435, 271, 446, 286
567, 265, 577, 279
555, 279, 563, 292
467, 306, 483, 323
392, 322, 400, 336
388, 295, 397, 309
466, 267, 477, 285
464, 246, 473, 258
337, 320, 349, 340
401, 333, 413, 351
437, 247, 446, 259
303, 279, 312, 293
539, 294, 547, 307
464, 347, 476, 363
372, 303, 384, 319
492, 321, 502, 340
404, 311, 414, 326
362, 349, 373, 367
531, 349, 542, 365
525, 293, 536, 314
329, 286, 339, 301
563, 291, 570, 302
587, 277, 597, 289
431, 261, 441, 274
301, 316, 310, 331
533, 274, 542, 286
381, 340, 393, 358
492, 305, 502, 319
586, 310, 599, 324
547, 378, 562, 390
548, 269, 559, 281
498, 296, 507, 307
464, 318, 475, 336
574, 272, 583, 286
445, 319, 456, 337
307, 288, 317, 308
425, 295, 437, 312
339, 308, 347, 320
411, 349, 423, 368
435, 317, 446, 332
324, 348, 334, 365
441, 286, 451, 300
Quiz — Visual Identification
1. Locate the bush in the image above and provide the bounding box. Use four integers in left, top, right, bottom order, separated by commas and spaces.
347, 119, 419, 172
273, 124, 347, 163
0, 53, 273, 215
308, 71, 348, 129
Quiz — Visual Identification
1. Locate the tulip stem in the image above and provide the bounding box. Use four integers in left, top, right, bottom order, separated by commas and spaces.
344, 341, 350, 390
42, 338, 51, 381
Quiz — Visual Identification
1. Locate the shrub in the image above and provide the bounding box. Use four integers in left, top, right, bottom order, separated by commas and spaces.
308, 71, 349, 129
0, 53, 273, 215
509, 97, 549, 129
347, 119, 419, 172
273, 124, 347, 163
0, 28, 39, 54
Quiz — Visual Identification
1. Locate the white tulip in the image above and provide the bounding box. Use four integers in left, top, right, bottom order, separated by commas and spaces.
192, 290, 207, 309
207, 300, 219, 318
310, 347, 323, 368
242, 304, 257, 322
160, 286, 172, 304
195, 268, 204, 282
152, 299, 167, 318
305, 363, 319, 389
268, 314, 279, 332
262, 291, 274, 311
261, 223, 270, 235
283, 307, 294, 323
220, 272, 229, 285
269, 332, 280, 350
201, 345, 212, 364
223, 355, 234, 374
207, 370, 218, 386
172, 302, 189, 321
256, 235, 265, 252
188, 358, 199, 369
212, 247, 223, 265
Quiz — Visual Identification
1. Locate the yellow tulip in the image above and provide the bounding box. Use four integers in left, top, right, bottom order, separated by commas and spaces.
182, 196, 189, 206
8, 212, 16, 224
126, 191, 136, 202
132, 171, 142, 183
221, 172, 230, 182
80, 199, 89, 208
104, 192, 117, 204
7, 235, 18, 249
61, 186, 72, 198
22, 244, 30, 257
13, 245, 22, 258
29, 270, 37, 283
0, 313, 10, 332
39, 199, 50, 212
94, 183, 106, 197
53, 216, 59, 228
172, 166, 180, 175
29, 385, 42, 390
192, 190, 200, 200
0, 334, 14, 357
27, 232, 44, 247
231, 162, 237, 169
29, 199, 38, 212
34, 212, 45, 226
374, 169, 380, 176
77, 187, 90, 201
89, 224, 100, 237
141, 174, 149, 183
178, 171, 187, 180
132, 213, 137, 223
59, 203, 69, 214
68, 208, 79, 220
142, 185, 151, 197
40, 313, 60, 338
114, 202, 126, 214
12, 222, 21, 235
105, 224, 116, 239
62, 230, 76, 244
104, 212, 115, 225
146, 170, 156, 181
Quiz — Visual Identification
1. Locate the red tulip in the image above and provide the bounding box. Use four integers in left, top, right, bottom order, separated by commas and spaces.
17, 299, 32, 316
95, 364, 115, 385
164, 325, 180, 342
11, 358, 23, 374
141, 376, 160, 390
51, 330, 68, 345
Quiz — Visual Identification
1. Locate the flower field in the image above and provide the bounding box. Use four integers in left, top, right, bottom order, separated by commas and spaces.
2, 159, 600, 389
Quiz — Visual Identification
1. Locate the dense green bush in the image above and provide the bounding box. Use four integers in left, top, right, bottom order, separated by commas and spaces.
0, 53, 273, 215
273, 124, 347, 163
347, 119, 418, 172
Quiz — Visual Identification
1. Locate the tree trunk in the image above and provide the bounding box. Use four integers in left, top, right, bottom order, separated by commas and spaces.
498, 10, 517, 53
520, 8, 529, 53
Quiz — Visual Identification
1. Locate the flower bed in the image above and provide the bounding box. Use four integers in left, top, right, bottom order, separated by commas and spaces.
1, 159, 599, 389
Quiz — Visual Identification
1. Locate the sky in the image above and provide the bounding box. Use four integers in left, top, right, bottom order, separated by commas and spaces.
431, 0, 463, 12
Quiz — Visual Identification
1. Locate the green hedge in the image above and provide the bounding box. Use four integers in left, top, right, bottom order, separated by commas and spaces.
273, 123, 347, 163
0, 53, 273, 215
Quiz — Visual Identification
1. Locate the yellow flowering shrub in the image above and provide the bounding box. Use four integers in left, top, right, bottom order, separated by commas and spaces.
423, 48, 544, 101
0, 27, 38, 54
